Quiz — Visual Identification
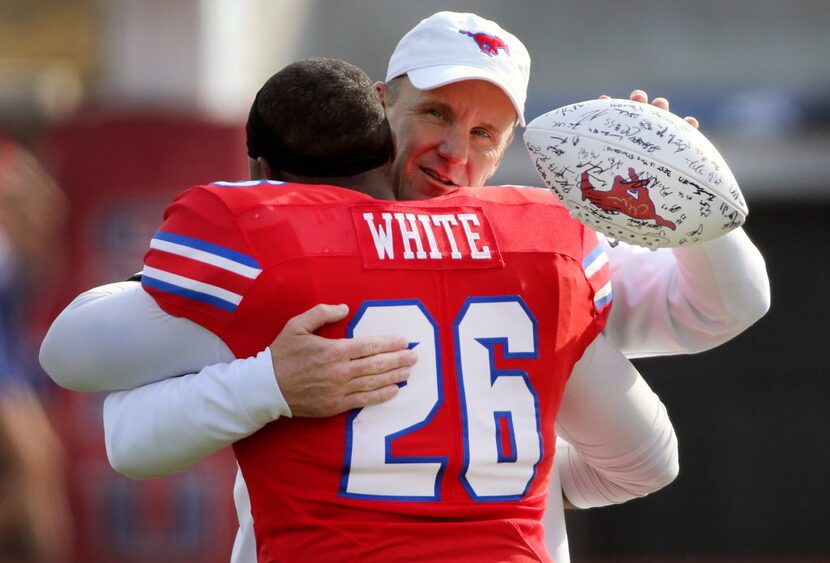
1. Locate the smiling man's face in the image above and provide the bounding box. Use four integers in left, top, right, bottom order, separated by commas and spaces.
378, 76, 516, 200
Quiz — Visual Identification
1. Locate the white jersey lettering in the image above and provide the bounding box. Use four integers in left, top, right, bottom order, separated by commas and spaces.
394, 213, 428, 260
431, 215, 463, 260
363, 212, 395, 259
354, 207, 503, 269
458, 214, 491, 260
416, 215, 444, 259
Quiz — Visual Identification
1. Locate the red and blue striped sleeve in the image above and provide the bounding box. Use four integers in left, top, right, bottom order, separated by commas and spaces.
141, 187, 262, 339
581, 227, 613, 327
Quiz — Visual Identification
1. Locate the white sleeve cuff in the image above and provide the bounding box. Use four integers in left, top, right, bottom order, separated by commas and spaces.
105, 349, 291, 479
232, 348, 292, 423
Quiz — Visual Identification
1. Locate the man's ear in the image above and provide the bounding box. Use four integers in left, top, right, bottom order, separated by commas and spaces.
374, 81, 388, 105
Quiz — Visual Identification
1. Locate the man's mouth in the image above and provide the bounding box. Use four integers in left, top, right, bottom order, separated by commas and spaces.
421, 168, 457, 187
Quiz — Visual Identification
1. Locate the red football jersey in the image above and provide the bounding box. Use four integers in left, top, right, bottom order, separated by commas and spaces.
143, 181, 612, 562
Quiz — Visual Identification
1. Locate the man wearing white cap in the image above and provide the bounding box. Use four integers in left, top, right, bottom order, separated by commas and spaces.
375, 11, 768, 561
379, 11, 532, 202
39, 11, 769, 563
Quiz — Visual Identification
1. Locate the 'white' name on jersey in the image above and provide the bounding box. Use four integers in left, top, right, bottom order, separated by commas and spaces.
352, 206, 503, 270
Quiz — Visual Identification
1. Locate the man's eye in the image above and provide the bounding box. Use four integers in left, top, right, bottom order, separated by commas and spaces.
472, 128, 493, 139
427, 109, 443, 119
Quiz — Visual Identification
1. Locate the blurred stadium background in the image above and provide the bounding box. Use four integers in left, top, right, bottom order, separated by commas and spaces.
0, 1, 827, 561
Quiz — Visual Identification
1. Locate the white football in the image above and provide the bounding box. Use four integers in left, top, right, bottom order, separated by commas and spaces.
524, 98, 747, 248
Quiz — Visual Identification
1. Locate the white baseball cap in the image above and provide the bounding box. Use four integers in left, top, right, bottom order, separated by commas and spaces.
386, 11, 531, 126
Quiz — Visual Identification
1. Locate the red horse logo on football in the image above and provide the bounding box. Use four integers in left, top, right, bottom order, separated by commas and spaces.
458, 30, 510, 56
580, 168, 676, 230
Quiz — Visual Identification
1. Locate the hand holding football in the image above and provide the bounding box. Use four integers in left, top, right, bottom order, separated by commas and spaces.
524, 98, 748, 248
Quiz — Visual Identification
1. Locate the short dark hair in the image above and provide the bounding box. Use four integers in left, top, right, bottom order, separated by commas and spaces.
246, 58, 392, 177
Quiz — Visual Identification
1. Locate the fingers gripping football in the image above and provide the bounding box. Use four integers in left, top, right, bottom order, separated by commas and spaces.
601, 90, 699, 129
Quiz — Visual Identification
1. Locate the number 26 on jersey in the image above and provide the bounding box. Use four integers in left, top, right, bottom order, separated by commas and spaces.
340, 297, 543, 502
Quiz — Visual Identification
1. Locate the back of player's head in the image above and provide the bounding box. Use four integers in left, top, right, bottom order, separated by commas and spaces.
247, 58, 392, 178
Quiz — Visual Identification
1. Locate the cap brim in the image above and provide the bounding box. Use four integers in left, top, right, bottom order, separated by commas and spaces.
407, 65, 526, 127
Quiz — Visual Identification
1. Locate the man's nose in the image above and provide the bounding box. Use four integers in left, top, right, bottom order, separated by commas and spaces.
436, 128, 469, 165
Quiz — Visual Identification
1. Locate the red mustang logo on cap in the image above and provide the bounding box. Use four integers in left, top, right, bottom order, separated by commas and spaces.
580, 168, 676, 230
459, 30, 510, 56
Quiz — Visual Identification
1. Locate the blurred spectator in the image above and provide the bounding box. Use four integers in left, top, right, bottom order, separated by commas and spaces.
0, 136, 72, 563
